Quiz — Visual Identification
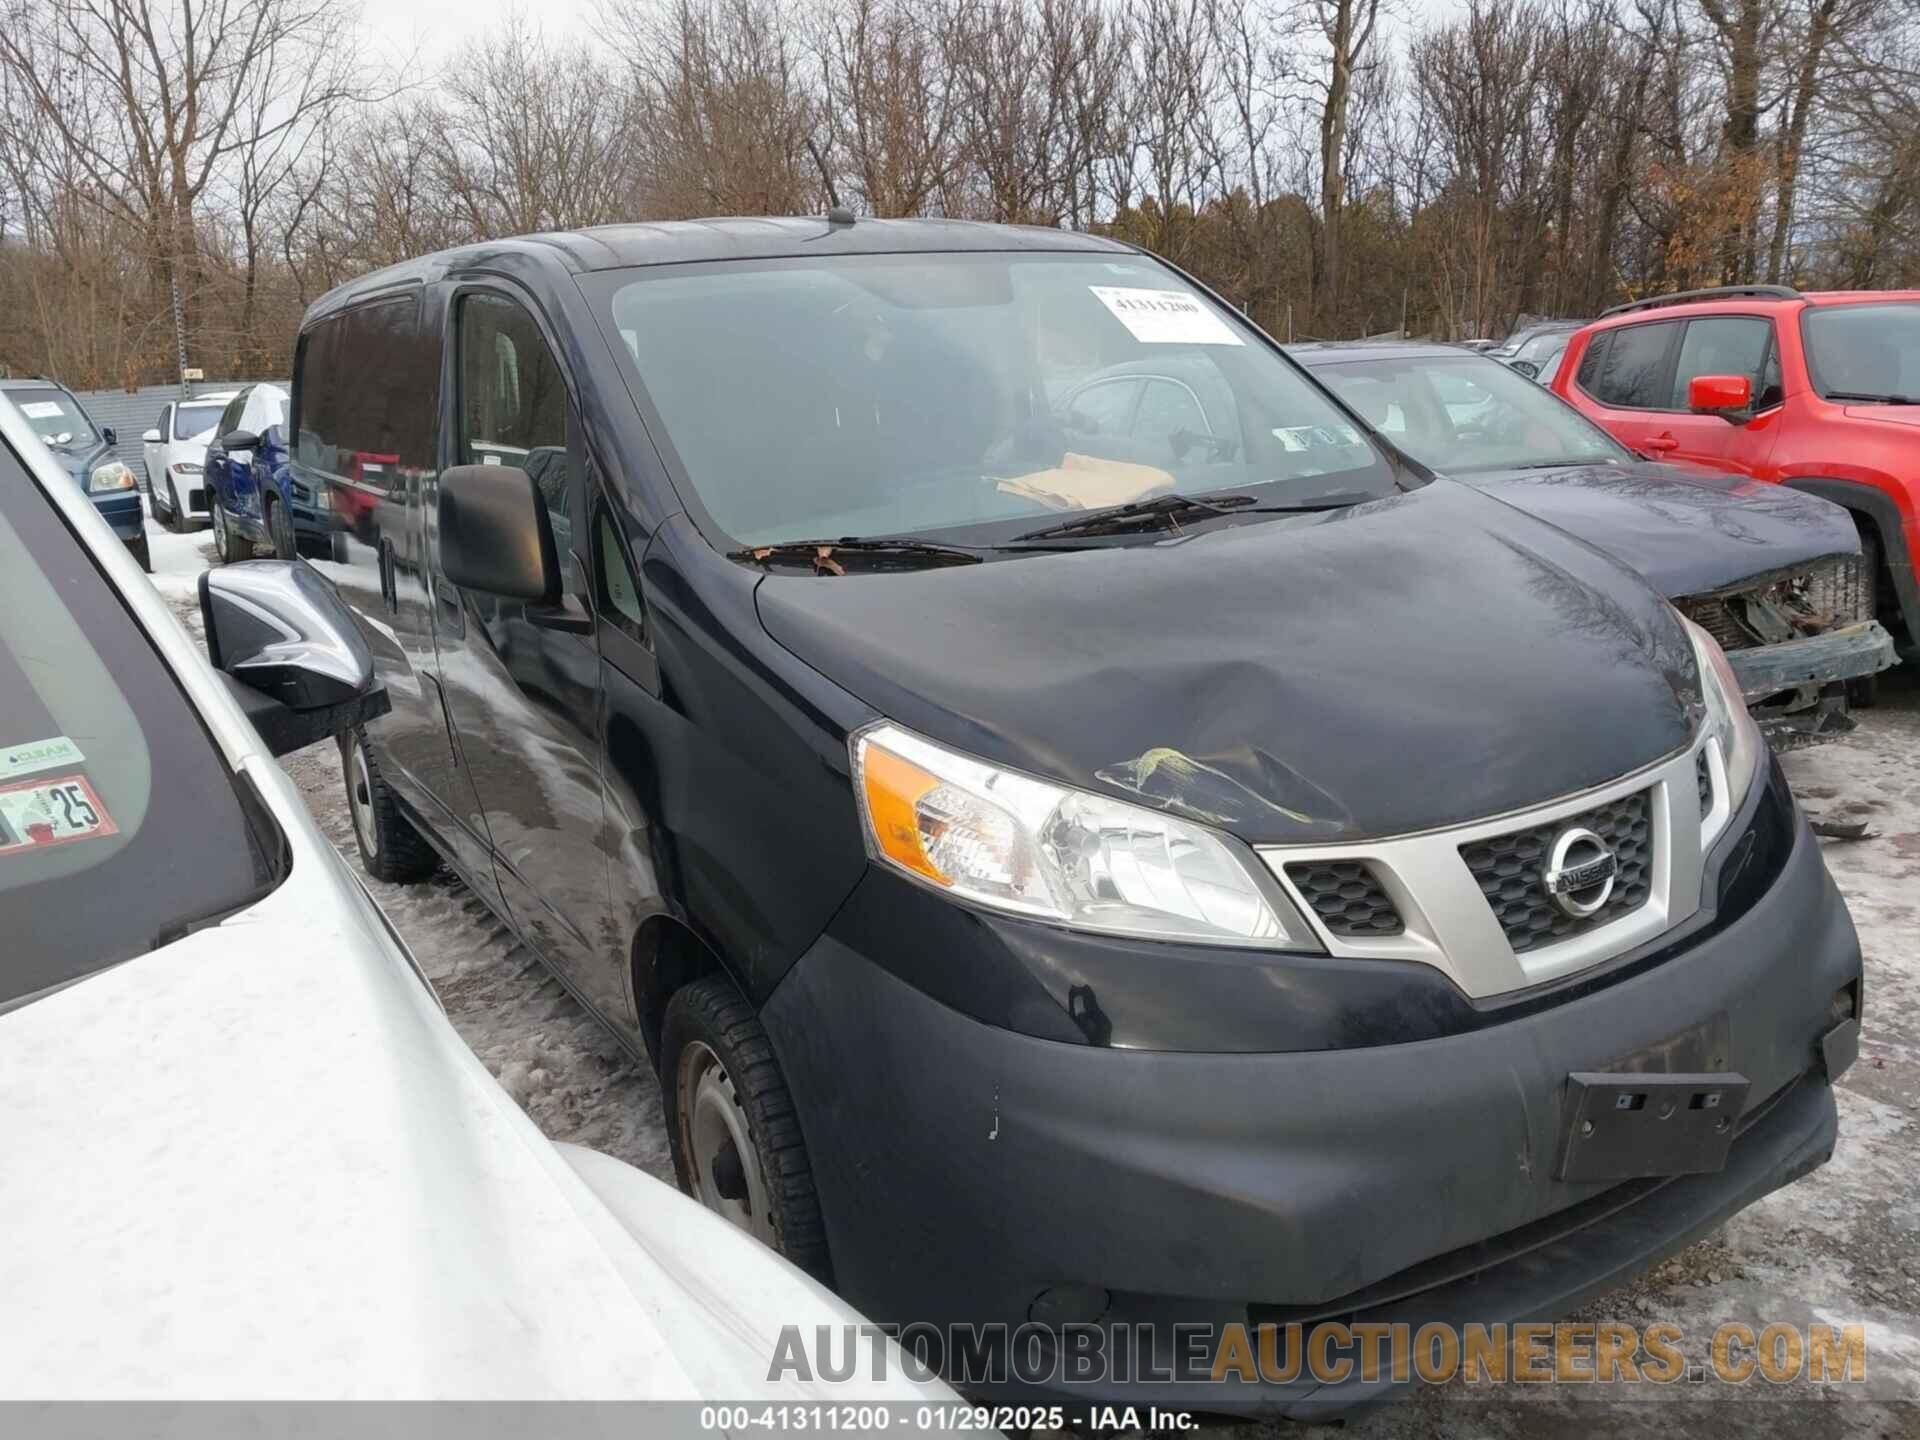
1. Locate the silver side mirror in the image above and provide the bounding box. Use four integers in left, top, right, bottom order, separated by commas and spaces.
199, 560, 389, 756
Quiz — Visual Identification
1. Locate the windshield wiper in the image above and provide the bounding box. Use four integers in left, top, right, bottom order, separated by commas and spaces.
731, 537, 983, 574
1010, 491, 1261, 542
1823, 389, 1919, 405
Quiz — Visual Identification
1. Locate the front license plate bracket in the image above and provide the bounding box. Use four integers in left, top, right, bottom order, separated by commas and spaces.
1555, 1071, 1752, 1183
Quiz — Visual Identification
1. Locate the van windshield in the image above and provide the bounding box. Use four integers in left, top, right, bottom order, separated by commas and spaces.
1801, 302, 1920, 403
599, 253, 1399, 548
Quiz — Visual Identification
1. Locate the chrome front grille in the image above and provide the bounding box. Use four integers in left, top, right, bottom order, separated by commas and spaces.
1260, 740, 1714, 1001
1458, 790, 1654, 953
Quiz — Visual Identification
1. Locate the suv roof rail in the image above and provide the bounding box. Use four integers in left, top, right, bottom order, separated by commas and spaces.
1601, 285, 1802, 319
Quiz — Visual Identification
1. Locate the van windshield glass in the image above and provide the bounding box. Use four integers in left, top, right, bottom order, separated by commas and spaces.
600, 253, 1399, 547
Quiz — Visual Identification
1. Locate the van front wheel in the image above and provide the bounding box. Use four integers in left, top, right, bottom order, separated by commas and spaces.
662, 975, 832, 1284
341, 727, 438, 882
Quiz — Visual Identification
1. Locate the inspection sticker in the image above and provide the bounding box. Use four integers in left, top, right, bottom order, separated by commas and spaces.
0, 773, 117, 857
1089, 286, 1244, 346
0, 735, 85, 781
17, 401, 63, 420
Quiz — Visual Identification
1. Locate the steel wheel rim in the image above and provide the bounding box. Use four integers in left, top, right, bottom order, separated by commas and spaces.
348, 739, 378, 857
680, 1039, 774, 1245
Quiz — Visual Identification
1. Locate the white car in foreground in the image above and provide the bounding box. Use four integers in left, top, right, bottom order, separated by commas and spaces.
141, 390, 238, 532
0, 392, 955, 1405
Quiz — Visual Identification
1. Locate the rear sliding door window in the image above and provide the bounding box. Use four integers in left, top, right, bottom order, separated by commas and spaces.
293, 295, 439, 491
1588, 321, 1679, 409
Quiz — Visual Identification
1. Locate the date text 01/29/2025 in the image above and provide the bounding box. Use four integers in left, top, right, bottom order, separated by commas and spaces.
697, 1406, 1163, 1432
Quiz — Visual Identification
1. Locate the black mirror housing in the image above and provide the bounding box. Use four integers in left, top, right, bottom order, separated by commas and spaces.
438, 463, 560, 602
100, 425, 117, 447
199, 560, 390, 756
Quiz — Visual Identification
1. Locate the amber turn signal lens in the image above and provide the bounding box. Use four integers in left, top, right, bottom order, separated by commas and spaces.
859, 744, 949, 884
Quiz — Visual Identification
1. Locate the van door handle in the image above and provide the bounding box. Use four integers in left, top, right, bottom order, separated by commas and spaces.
1643, 434, 1679, 453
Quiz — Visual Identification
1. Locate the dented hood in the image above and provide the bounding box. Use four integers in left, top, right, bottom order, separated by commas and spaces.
1460, 461, 1860, 598
755, 481, 1701, 844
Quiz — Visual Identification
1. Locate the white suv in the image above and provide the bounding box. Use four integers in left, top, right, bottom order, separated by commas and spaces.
141, 390, 237, 532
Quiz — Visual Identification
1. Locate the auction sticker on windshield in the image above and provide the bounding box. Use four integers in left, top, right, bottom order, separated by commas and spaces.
17, 402, 65, 420
1090, 287, 1244, 347
0, 773, 117, 856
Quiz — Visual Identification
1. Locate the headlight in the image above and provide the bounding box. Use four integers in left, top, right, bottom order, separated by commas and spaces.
170, 461, 203, 476
88, 461, 135, 493
1681, 616, 1761, 822
851, 723, 1316, 949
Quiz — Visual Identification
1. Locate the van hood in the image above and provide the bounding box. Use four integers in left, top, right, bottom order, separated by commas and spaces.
0, 760, 946, 1401
755, 480, 1701, 844
1458, 461, 1861, 598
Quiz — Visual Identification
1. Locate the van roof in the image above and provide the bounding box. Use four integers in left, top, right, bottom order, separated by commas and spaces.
307, 217, 1139, 322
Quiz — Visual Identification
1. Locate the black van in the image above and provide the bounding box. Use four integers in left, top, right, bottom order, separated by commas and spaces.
290, 219, 1861, 1416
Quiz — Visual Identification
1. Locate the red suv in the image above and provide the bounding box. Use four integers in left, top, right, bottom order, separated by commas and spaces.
1554, 285, 1920, 658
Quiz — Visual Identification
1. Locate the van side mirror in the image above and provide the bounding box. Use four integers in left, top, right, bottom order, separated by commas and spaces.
438, 463, 559, 602
1688, 374, 1753, 424
220, 429, 260, 453
199, 560, 390, 757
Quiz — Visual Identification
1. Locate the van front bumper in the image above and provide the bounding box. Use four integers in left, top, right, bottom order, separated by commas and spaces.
762, 798, 1859, 1419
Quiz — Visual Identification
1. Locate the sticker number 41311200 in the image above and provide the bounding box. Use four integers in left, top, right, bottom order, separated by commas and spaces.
0, 773, 118, 855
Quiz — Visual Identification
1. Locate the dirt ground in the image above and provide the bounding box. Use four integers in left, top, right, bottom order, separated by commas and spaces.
150, 516, 1919, 1434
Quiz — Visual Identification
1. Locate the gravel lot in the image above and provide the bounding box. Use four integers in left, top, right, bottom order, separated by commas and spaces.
149, 516, 1919, 1433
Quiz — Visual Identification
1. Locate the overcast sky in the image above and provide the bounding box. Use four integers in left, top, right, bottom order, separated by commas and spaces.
357, 0, 1470, 64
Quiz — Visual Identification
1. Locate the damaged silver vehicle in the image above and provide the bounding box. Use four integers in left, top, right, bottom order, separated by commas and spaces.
1292, 342, 1897, 743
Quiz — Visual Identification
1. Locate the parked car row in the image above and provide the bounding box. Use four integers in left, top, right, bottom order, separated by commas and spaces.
3, 224, 1900, 1418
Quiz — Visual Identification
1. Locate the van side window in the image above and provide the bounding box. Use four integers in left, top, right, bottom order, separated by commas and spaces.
457, 293, 575, 572
1670, 317, 1774, 409
1590, 321, 1679, 409
293, 295, 437, 488
595, 512, 646, 638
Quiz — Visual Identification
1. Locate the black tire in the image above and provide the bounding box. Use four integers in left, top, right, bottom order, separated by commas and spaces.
662, 974, 832, 1283
161, 473, 185, 533
268, 494, 296, 559
340, 726, 438, 882
211, 494, 249, 564
126, 531, 151, 573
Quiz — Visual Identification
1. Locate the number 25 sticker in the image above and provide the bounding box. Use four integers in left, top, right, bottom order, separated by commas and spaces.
0, 773, 118, 856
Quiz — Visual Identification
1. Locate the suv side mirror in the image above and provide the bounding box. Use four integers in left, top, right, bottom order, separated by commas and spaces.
438, 463, 559, 602
1688, 374, 1753, 424
220, 429, 260, 453
142, 427, 161, 444
199, 560, 390, 756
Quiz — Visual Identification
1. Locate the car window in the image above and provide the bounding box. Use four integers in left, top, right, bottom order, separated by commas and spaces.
1062, 378, 1141, 437
1800, 301, 1920, 401
1312, 354, 1630, 476
0, 431, 280, 1006
174, 402, 226, 440
1671, 317, 1773, 408
1589, 322, 1679, 408
1574, 332, 1610, 391
293, 296, 438, 490
457, 292, 577, 574
1136, 377, 1209, 438
596, 512, 646, 636
217, 391, 249, 439
598, 253, 1397, 548
9, 388, 99, 453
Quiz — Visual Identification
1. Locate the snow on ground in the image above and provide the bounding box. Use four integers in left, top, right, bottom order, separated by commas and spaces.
144, 511, 1919, 1431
